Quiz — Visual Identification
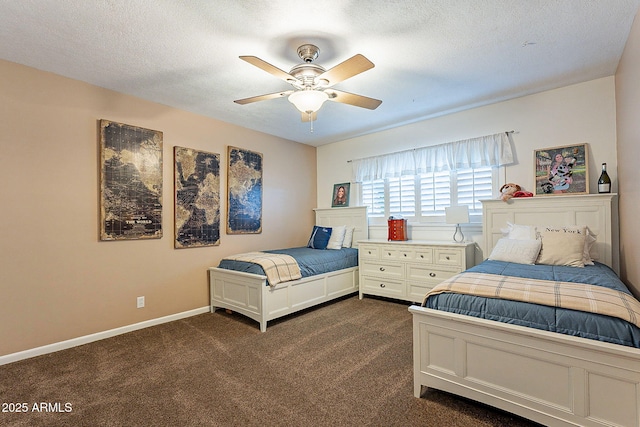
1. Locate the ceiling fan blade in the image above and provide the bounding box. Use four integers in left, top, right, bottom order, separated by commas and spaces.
326, 89, 382, 110
301, 111, 318, 122
239, 56, 297, 83
316, 54, 374, 87
234, 90, 293, 105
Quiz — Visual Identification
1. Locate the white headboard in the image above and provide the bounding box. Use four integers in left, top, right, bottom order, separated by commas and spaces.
314, 206, 369, 248
482, 194, 619, 274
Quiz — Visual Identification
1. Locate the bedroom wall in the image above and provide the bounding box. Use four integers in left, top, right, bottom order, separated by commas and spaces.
0, 60, 317, 357
615, 12, 640, 298
317, 77, 618, 256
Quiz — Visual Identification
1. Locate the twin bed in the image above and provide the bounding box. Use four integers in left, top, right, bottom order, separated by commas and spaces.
208, 206, 367, 332
410, 194, 640, 427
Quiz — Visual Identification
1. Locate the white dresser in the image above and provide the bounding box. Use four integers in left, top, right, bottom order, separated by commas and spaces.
358, 239, 476, 303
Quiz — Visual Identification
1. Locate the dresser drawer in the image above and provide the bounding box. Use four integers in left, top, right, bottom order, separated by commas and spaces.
407, 281, 437, 303
434, 248, 463, 267
359, 245, 380, 259
380, 247, 400, 260
414, 248, 433, 263
381, 247, 416, 261
361, 277, 405, 298
406, 264, 458, 282
360, 261, 404, 279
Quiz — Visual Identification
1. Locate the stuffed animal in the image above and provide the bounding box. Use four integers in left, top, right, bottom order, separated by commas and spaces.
499, 183, 521, 202
548, 157, 575, 192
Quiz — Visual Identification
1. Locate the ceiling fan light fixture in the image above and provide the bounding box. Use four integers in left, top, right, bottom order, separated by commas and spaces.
235, 45, 381, 122
288, 90, 329, 113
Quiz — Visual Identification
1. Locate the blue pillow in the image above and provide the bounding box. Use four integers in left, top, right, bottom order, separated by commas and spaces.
307, 226, 332, 249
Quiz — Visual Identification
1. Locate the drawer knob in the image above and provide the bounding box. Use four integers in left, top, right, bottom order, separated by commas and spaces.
388, 252, 391, 256
446, 256, 450, 260
420, 255, 424, 258
379, 283, 386, 288
368, 251, 372, 254
403, 253, 407, 257
379, 267, 386, 271
429, 272, 436, 277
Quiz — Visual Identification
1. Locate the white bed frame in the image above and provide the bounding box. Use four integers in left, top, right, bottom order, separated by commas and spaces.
209, 206, 368, 332
410, 194, 640, 427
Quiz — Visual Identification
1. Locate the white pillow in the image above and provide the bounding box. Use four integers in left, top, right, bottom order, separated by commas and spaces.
536, 227, 586, 267
488, 238, 542, 265
501, 222, 537, 240
326, 225, 347, 250
342, 226, 355, 248
583, 230, 596, 265
502, 223, 596, 265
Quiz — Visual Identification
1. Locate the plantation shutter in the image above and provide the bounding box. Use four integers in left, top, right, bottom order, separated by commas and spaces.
389, 176, 416, 217
361, 179, 385, 217
419, 171, 451, 215
457, 167, 493, 213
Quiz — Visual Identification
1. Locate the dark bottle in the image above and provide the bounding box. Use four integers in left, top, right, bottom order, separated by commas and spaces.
598, 163, 611, 193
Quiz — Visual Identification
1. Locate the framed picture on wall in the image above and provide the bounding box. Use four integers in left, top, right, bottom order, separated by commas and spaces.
174, 146, 221, 248
227, 146, 263, 234
99, 119, 163, 240
331, 183, 350, 207
534, 143, 589, 196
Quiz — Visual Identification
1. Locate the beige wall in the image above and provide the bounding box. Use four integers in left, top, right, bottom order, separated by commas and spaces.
318, 78, 617, 205
616, 13, 640, 298
318, 78, 618, 255
0, 60, 317, 357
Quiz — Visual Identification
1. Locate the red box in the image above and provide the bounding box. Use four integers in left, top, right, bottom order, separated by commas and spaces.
388, 218, 408, 241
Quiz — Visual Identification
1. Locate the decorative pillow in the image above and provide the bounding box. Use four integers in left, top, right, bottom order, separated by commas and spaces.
501, 222, 537, 240
307, 226, 332, 249
536, 228, 586, 267
488, 238, 542, 265
326, 225, 347, 250
502, 223, 596, 265
583, 230, 596, 265
342, 226, 356, 248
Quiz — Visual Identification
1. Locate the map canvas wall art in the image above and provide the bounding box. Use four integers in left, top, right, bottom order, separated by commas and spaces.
227, 146, 263, 234
174, 147, 221, 248
99, 120, 163, 240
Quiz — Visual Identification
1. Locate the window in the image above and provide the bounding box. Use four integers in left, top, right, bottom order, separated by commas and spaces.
361, 179, 384, 217
360, 167, 496, 222
456, 168, 494, 211
389, 175, 415, 217
419, 171, 451, 215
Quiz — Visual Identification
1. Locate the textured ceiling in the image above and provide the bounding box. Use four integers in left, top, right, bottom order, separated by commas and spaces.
1, 1, 639, 146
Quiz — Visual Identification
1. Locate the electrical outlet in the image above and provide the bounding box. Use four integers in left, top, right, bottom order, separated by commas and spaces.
136, 296, 145, 308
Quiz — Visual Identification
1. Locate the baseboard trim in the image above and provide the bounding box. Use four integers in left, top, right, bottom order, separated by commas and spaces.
0, 306, 210, 366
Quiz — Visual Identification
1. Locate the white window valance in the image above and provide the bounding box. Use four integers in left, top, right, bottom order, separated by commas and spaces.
351, 132, 513, 182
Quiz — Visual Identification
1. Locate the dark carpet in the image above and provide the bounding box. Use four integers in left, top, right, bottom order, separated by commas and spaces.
0, 295, 540, 426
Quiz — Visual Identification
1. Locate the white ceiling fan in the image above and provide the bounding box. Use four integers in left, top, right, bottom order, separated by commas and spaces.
234, 44, 382, 123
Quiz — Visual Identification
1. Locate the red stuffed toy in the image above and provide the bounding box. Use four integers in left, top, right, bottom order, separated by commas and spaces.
513, 190, 533, 198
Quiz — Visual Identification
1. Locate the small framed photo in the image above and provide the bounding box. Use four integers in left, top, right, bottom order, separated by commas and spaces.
331, 183, 350, 207
534, 143, 589, 196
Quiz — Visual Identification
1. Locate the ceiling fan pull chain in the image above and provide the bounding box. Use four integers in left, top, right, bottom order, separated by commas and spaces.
309, 112, 313, 133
